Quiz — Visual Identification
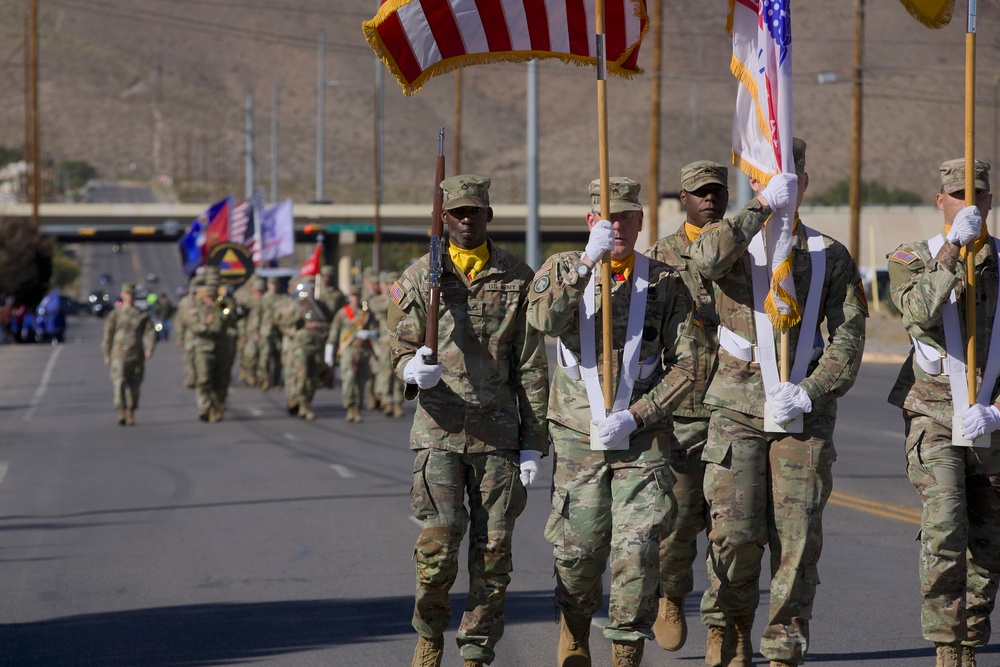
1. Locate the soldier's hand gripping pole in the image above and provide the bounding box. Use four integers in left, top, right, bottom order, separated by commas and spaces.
423, 128, 446, 365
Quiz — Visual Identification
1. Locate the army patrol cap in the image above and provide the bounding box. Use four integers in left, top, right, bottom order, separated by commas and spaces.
589, 177, 643, 214
441, 174, 491, 210
681, 161, 728, 192
121, 282, 135, 295
792, 137, 807, 176
252, 276, 266, 290
320, 265, 334, 277
347, 285, 362, 297
940, 158, 991, 194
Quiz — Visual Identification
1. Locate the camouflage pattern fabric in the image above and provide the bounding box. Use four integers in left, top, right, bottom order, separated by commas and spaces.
545, 422, 675, 641
690, 204, 866, 664
368, 292, 403, 411
257, 291, 286, 388
889, 238, 1000, 646
174, 293, 198, 387
703, 407, 836, 664
102, 303, 156, 410
388, 240, 549, 661
903, 414, 1000, 646
329, 303, 378, 410
277, 296, 330, 412
647, 225, 723, 625
190, 294, 236, 416
315, 283, 347, 321
410, 447, 526, 663
526, 248, 700, 641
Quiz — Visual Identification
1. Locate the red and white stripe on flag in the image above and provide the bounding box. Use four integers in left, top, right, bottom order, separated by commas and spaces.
363, 0, 649, 96
728, 0, 800, 329
230, 198, 253, 250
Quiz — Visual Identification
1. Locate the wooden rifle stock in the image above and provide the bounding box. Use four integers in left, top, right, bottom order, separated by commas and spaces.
423, 128, 445, 363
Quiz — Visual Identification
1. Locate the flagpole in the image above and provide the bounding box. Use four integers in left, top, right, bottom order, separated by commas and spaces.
964, 0, 977, 404
595, 0, 614, 412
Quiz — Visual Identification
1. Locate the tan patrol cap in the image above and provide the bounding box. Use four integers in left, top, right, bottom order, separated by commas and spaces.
940, 158, 991, 194
121, 282, 135, 294
589, 177, 643, 214
441, 174, 491, 210
680, 161, 728, 192
320, 265, 334, 277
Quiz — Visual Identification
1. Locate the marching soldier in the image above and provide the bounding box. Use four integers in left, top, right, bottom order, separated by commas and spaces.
101, 282, 156, 426
257, 276, 284, 391
316, 264, 347, 318
389, 174, 548, 667
329, 287, 378, 422
527, 176, 701, 667
368, 270, 405, 418
175, 276, 201, 388
887, 158, 1000, 667
191, 271, 237, 422
277, 281, 331, 420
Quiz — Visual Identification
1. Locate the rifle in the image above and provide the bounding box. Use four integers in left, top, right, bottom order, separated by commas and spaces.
423, 127, 445, 364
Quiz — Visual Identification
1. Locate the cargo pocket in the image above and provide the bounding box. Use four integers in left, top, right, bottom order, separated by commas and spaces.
543, 487, 569, 548
410, 449, 437, 522
505, 458, 528, 519
701, 438, 731, 466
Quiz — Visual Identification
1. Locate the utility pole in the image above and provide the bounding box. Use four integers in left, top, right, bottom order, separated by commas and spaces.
848, 0, 865, 261
315, 31, 325, 202
526, 61, 539, 269
29, 0, 40, 228
245, 88, 255, 199
271, 84, 279, 203
647, 0, 663, 247
454, 71, 463, 173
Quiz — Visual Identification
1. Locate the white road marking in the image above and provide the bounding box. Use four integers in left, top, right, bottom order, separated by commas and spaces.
283, 433, 299, 442
246, 407, 263, 417
0, 462, 9, 486
23, 345, 63, 421
330, 464, 355, 478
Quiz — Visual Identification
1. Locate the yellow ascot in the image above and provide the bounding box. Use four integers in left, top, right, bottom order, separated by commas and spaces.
449, 241, 490, 279
684, 222, 703, 243
609, 253, 635, 283
943, 221, 988, 256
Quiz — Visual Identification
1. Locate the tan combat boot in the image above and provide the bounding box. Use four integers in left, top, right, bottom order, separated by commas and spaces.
611, 639, 644, 667
125, 409, 135, 426
462, 660, 484, 667
208, 409, 223, 423
411, 634, 444, 667
393, 403, 404, 418
557, 614, 592, 666
961, 645, 976, 667
652, 595, 686, 650
723, 614, 754, 667
935, 643, 962, 667
705, 624, 726, 666
117, 408, 126, 426
353, 406, 364, 423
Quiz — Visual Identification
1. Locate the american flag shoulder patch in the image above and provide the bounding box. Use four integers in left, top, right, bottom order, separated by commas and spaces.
389, 281, 405, 304
890, 249, 917, 265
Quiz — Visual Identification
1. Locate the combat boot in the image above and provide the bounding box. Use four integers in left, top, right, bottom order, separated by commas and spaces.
208, 409, 223, 423
652, 595, 686, 650
198, 411, 209, 422
770, 662, 795, 667
557, 613, 591, 666
705, 624, 726, 666
287, 402, 298, 416
259, 381, 270, 391
392, 403, 404, 418
125, 409, 135, 426
722, 614, 754, 667
410, 634, 443, 667
935, 643, 962, 667
298, 404, 316, 421
462, 660, 484, 667
345, 406, 355, 422
117, 408, 126, 426
611, 639, 644, 667
961, 645, 976, 667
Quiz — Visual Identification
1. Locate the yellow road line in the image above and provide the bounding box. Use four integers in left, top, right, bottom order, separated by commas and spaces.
829, 490, 921, 526
131, 246, 143, 282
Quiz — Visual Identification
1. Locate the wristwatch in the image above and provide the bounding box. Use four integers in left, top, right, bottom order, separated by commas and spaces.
575, 262, 592, 278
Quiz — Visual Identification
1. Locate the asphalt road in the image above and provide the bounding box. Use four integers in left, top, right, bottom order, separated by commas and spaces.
0, 245, 996, 666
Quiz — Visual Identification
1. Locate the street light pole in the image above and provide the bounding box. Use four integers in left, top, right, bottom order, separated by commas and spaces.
315, 31, 325, 202
848, 0, 864, 262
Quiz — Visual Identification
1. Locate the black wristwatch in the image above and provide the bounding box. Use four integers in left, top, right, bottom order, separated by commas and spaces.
575, 262, 592, 278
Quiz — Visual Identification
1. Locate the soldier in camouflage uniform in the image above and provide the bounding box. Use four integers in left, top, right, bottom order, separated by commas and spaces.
887, 158, 1000, 667
645, 161, 728, 656
239, 276, 266, 388
388, 175, 549, 667
316, 264, 347, 318
689, 139, 867, 667
257, 276, 285, 391
277, 281, 330, 420
528, 177, 701, 667
329, 287, 378, 422
191, 271, 237, 422
232, 276, 259, 387
174, 277, 201, 388
101, 282, 156, 426
369, 270, 405, 418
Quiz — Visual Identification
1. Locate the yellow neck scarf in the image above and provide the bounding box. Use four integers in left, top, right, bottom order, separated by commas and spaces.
609, 253, 635, 283
943, 221, 988, 256
684, 222, 703, 243
449, 241, 490, 279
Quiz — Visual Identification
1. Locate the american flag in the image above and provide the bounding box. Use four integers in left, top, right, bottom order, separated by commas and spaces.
230, 188, 266, 260
363, 0, 648, 96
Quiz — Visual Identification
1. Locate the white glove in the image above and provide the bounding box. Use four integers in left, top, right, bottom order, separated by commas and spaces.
766, 382, 813, 425
324, 343, 334, 366
519, 450, 541, 486
585, 219, 616, 264
760, 173, 799, 210
597, 410, 638, 447
962, 403, 1000, 440
946, 206, 983, 247
403, 346, 443, 389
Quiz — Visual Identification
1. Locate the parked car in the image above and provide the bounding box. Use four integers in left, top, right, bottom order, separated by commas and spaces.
59, 295, 82, 317
98, 272, 113, 286
88, 291, 112, 317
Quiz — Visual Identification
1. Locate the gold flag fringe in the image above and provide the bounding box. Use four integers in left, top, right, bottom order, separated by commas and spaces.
896, 0, 954, 29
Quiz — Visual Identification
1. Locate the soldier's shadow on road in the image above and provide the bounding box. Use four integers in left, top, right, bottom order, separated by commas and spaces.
0, 591, 555, 666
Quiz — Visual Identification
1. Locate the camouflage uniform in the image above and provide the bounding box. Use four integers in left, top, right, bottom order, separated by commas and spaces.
529, 235, 700, 643
316, 266, 348, 319
887, 158, 1000, 653
239, 277, 266, 388
329, 297, 378, 418
191, 278, 237, 421
174, 281, 200, 388
689, 175, 867, 662
368, 272, 405, 417
646, 221, 724, 629
101, 285, 156, 423
277, 288, 330, 420
257, 281, 285, 390
388, 217, 549, 661
232, 279, 259, 386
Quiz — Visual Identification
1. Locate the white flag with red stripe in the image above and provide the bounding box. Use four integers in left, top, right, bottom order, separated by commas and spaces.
363, 0, 649, 96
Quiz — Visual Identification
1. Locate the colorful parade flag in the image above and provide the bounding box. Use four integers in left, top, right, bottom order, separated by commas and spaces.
896, 0, 954, 28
